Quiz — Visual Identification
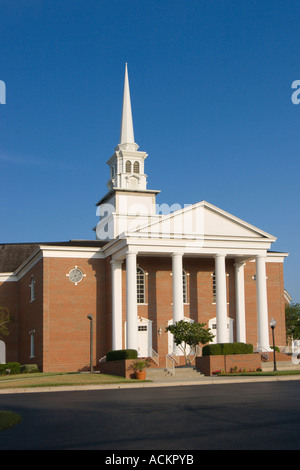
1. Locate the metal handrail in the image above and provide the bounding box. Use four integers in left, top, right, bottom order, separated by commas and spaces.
150, 348, 159, 366
165, 354, 176, 376
257, 346, 269, 361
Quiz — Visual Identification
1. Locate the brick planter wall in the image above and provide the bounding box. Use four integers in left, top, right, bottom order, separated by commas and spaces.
98, 359, 138, 379
196, 354, 262, 376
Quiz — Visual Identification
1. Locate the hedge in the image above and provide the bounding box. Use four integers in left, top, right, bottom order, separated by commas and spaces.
0, 362, 21, 375
106, 349, 138, 362
20, 364, 39, 373
202, 342, 254, 356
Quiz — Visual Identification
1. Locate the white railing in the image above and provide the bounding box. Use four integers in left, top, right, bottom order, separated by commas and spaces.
150, 348, 159, 366
169, 351, 179, 365
165, 354, 176, 376
257, 346, 269, 361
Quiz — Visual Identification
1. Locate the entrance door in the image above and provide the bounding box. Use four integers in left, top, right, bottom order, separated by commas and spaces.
209, 317, 234, 343
137, 317, 152, 357
124, 317, 152, 357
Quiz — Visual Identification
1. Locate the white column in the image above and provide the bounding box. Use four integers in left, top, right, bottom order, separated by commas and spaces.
171, 252, 184, 355
111, 259, 123, 350
215, 254, 228, 343
172, 252, 184, 324
234, 261, 246, 343
256, 255, 270, 351
126, 251, 138, 351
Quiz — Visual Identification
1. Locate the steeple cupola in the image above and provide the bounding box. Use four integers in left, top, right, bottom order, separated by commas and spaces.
106, 64, 148, 192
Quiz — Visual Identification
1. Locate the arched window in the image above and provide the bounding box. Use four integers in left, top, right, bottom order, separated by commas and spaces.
30, 276, 35, 302
183, 270, 188, 303
125, 160, 132, 173
212, 271, 216, 302
133, 161, 140, 174
137, 267, 146, 304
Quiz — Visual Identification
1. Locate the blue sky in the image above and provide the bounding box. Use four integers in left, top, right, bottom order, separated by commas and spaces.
0, 0, 299, 302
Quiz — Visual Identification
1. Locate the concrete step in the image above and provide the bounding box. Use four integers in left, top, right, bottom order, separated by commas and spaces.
261, 360, 300, 371
146, 365, 204, 381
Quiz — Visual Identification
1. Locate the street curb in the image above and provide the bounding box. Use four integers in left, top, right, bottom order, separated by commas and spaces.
1, 374, 300, 394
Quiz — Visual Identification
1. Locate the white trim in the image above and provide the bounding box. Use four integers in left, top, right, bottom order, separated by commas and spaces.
0, 273, 17, 282
39, 246, 105, 259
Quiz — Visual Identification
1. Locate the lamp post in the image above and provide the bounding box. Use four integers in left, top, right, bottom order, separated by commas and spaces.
87, 315, 94, 373
270, 318, 277, 372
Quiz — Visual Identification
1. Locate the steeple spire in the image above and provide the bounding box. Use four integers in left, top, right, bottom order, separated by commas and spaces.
118, 63, 139, 151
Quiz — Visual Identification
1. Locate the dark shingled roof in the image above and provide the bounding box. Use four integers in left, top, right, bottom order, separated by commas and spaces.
0, 244, 40, 273
0, 240, 108, 273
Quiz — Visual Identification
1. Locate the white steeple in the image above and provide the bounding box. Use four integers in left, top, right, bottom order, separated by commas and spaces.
106, 63, 149, 191
118, 63, 138, 151
95, 64, 161, 241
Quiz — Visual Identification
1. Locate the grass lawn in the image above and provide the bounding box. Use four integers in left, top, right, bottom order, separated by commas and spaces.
0, 411, 22, 431
216, 370, 300, 376
0, 371, 142, 390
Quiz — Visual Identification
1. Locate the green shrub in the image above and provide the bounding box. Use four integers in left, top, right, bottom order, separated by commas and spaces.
20, 364, 39, 373
202, 342, 253, 356
106, 349, 138, 362
0, 362, 21, 375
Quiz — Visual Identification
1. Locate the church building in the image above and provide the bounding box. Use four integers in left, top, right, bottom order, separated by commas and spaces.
0, 65, 289, 372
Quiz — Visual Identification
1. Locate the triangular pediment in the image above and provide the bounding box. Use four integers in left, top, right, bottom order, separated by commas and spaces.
132, 201, 276, 240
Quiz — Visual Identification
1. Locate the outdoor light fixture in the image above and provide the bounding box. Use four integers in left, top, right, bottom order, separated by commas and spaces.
87, 315, 94, 373
270, 318, 277, 372
158, 328, 162, 336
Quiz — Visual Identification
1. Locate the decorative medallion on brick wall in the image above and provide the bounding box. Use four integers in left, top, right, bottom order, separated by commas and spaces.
66, 266, 85, 285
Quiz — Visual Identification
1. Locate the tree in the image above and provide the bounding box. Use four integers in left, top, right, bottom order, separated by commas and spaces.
166, 320, 215, 365
0, 307, 11, 339
285, 303, 300, 344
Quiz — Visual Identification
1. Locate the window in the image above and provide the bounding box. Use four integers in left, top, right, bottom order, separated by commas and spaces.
212, 271, 216, 302
30, 276, 35, 302
29, 330, 35, 358
125, 160, 132, 173
137, 267, 146, 304
133, 161, 140, 173
138, 325, 147, 331
183, 270, 188, 303
212, 271, 229, 303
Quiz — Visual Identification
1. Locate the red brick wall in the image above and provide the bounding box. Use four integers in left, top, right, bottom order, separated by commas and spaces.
196, 354, 262, 376
41, 256, 107, 372
0, 278, 19, 362
18, 259, 44, 368
0, 252, 287, 373
99, 359, 138, 378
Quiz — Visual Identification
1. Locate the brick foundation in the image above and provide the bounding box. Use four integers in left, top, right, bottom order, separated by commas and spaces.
196, 354, 262, 376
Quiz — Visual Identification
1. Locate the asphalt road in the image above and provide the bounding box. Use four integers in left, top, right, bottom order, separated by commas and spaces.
0, 381, 300, 451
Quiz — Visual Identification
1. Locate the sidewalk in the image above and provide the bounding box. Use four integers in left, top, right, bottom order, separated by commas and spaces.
1, 372, 300, 394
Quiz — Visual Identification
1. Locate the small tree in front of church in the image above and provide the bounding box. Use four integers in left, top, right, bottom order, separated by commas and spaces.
166, 320, 215, 365
0, 307, 11, 339
285, 303, 300, 344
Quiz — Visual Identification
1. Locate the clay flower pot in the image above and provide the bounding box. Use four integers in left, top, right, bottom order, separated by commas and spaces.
130, 359, 151, 380
135, 370, 147, 380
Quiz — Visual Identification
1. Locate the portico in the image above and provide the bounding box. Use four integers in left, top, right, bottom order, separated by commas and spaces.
107, 237, 275, 358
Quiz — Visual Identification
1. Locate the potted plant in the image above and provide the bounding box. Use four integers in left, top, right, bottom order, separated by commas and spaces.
130, 359, 151, 380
